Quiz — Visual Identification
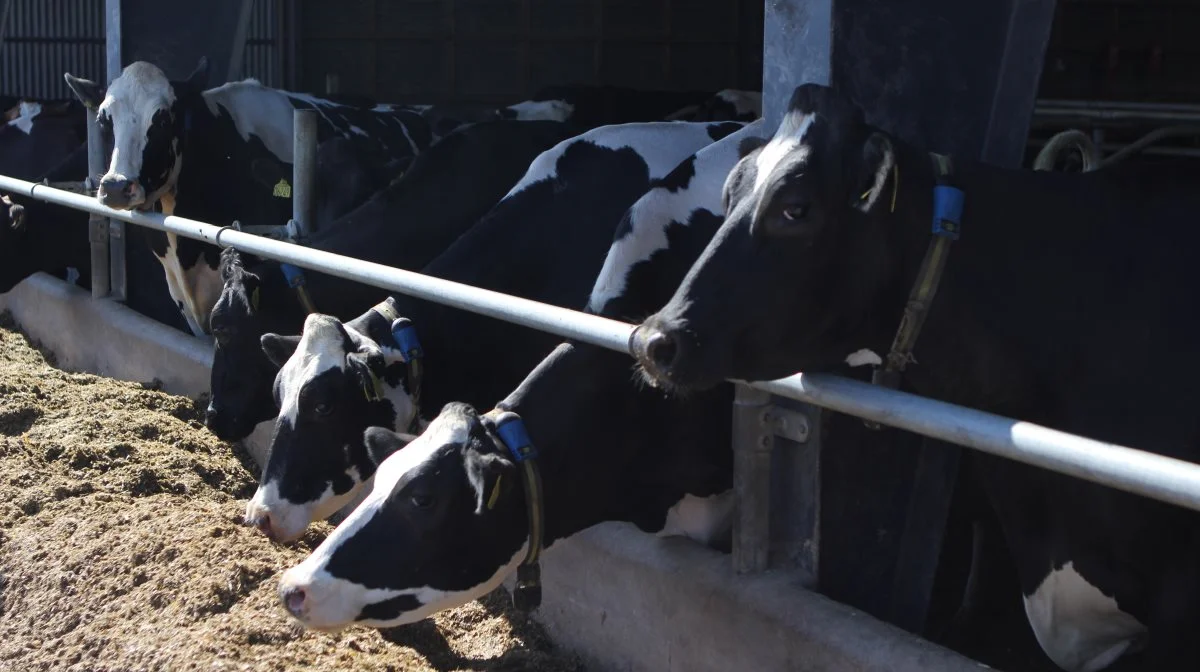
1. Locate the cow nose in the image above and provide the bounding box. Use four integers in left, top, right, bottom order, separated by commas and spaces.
280, 584, 307, 618
632, 324, 681, 377
204, 404, 219, 426
245, 508, 278, 542
98, 177, 135, 207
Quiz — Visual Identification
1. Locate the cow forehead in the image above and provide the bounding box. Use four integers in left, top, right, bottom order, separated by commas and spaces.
101, 62, 175, 118
374, 411, 473, 495
751, 112, 814, 193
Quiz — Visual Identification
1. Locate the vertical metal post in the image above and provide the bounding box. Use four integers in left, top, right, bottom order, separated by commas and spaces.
732, 383, 773, 574
86, 109, 110, 299
226, 0, 255, 83
0, 0, 14, 52
292, 108, 318, 236
105, 0, 126, 302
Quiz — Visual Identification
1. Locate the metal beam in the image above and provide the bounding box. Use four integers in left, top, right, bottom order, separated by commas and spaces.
226, 0, 255, 82
105, 0, 125, 303
4, 175, 1200, 519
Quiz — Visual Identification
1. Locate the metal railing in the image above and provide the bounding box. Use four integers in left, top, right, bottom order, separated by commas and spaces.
4, 171, 1200, 520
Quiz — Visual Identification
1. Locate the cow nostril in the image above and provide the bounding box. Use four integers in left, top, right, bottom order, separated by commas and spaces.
645, 330, 679, 372
282, 585, 307, 617
122, 182, 136, 196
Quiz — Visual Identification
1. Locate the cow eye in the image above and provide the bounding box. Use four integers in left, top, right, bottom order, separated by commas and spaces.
781, 205, 808, 221
410, 493, 435, 509
314, 400, 334, 416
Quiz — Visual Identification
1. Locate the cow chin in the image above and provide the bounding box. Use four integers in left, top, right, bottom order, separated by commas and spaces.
245, 479, 363, 544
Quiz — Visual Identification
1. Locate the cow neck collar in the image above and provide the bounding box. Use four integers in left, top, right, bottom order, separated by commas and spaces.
865, 152, 966, 427
368, 300, 424, 435
481, 408, 545, 613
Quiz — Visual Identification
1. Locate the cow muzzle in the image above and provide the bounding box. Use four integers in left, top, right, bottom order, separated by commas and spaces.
97, 176, 146, 210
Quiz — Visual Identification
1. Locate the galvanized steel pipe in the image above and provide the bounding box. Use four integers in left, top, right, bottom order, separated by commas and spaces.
84, 109, 109, 299
292, 108, 317, 236
4, 175, 1200, 514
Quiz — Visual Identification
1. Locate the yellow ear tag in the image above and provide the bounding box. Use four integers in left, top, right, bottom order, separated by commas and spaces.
272, 179, 291, 198
486, 474, 503, 510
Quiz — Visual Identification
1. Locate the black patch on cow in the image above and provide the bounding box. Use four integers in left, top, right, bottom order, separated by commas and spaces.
706, 121, 743, 142
358, 594, 423, 622
648, 154, 697, 194
138, 107, 180, 196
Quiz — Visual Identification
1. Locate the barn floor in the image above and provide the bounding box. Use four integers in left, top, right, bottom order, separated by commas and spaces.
0, 314, 583, 672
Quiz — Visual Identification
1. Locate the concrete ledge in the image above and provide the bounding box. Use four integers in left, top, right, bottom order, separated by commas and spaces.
3, 273, 989, 672
0, 272, 212, 398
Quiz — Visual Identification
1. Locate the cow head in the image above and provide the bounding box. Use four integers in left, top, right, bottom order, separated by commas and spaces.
205, 248, 277, 441
64, 58, 209, 210
632, 83, 905, 390
1, 195, 25, 235
276, 403, 526, 631
244, 305, 418, 543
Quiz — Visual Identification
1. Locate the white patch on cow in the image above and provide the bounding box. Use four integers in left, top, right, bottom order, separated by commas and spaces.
716, 89, 763, 118
202, 80, 297, 163
845, 348, 882, 368
587, 121, 766, 314
504, 99, 575, 122
348, 124, 368, 137
752, 112, 814, 193
5, 101, 42, 134
503, 121, 742, 203
153, 231, 219, 338
98, 62, 177, 200
856, 140, 895, 213
657, 490, 734, 547
276, 314, 352, 425
279, 412, 528, 630
1023, 561, 1147, 672
244, 479, 362, 544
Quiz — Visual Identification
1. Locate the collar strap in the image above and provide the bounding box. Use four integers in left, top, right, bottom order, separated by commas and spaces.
485, 409, 545, 612
372, 301, 424, 434
279, 263, 318, 314
868, 153, 965, 424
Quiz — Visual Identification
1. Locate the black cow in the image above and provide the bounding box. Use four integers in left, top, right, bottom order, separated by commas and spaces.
498, 85, 761, 126
0, 97, 87, 180
205, 119, 577, 442
632, 83, 1200, 671
63, 58, 449, 337
243, 120, 744, 543
270, 124, 769, 631
0, 145, 190, 332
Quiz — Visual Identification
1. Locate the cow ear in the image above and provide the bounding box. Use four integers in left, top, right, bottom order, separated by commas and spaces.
260, 333, 300, 368
737, 135, 768, 159
64, 73, 105, 110
346, 349, 386, 401
363, 426, 415, 466
250, 158, 286, 190
466, 450, 516, 514
853, 132, 895, 213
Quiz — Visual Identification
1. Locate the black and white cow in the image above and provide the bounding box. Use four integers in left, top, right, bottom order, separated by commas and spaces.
0, 96, 87, 180
0, 143, 189, 331
270, 123, 769, 631
63, 58, 448, 337
243, 120, 744, 543
205, 119, 576, 441
498, 85, 761, 126
631, 83, 1200, 671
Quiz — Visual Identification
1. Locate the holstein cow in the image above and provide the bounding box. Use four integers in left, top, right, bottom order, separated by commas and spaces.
63, 58, 449, 337
0, 144, 189, 332
631, 83, 1200, 671
498, 84, 760, 125
244, 120, 744, 543
271, 123, 769, 631
205, 119, 576, 441
1, 97, 87, 180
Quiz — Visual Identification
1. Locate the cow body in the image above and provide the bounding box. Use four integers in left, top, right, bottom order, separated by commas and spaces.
271, 124, 768, 631
633, 83, 1200, 671
498, 85, 761, 126
205, 119, 576, 442
64, 60, 447, 337
0, 97, 86, 180
244, 120, 744, 543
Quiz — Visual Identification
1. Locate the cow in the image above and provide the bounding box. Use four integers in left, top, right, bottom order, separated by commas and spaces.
204, 119, 577, 442
62, 58, 450, 337
630, 83, 1200, 671
242, 120, 745, 543
1, 96, 87, 180
270, 123, 770, 631
0, 145, 191, 332
498, 85, 761, 126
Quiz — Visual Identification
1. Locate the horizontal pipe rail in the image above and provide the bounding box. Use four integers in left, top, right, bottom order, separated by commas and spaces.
5, 174, 1200, 513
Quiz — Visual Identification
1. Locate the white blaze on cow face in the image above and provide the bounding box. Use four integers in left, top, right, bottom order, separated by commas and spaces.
278, 411, 528, 630
97, 61, 179, 208
751, 111, 815, 194
587, 121, 765, 314
1023, 561, 1147, 672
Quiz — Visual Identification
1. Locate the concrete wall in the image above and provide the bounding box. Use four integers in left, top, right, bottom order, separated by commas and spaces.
0, 272, 989, 672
